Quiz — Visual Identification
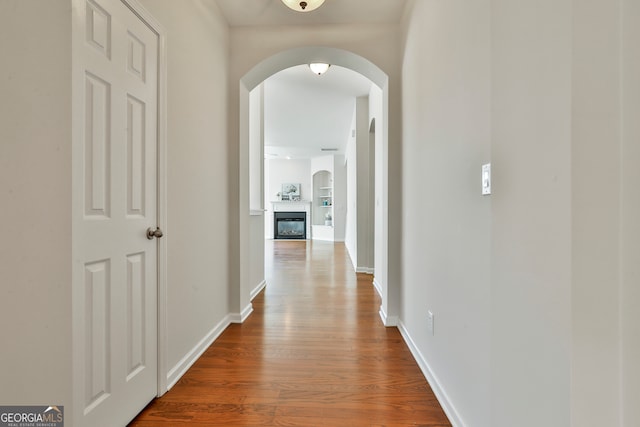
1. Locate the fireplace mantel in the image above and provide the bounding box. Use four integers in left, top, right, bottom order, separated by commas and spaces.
271, 200, 311, 209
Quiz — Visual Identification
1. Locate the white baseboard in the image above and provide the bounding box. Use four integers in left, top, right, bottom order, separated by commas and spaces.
165, 301, 255, 391
372, 277, 383, 297
378, 306, 386, 324
397, 320, 466, 427
356, 267, 374, 274
250, 279, 266, 301
229, 303, 253, 324
166, 314, 231, 390
378, 305, 398, 327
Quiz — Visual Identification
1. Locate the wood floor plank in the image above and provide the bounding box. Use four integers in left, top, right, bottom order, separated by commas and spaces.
129, 240, 451, 426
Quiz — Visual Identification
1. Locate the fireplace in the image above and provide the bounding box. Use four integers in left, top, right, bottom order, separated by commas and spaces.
274, 211, 307, 240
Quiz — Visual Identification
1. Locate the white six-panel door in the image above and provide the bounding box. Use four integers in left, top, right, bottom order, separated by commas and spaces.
72, 0, 159, 425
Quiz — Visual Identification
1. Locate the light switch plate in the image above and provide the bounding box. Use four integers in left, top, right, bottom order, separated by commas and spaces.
482, 163, 491, 195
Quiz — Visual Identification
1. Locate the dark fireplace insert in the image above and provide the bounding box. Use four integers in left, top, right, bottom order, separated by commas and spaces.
274, 211, 306, 240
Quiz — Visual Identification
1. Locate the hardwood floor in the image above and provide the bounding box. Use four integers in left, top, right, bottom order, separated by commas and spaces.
129, 240, 451, 427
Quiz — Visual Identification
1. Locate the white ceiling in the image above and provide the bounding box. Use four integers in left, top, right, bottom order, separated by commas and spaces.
263, 65, 372, 159
215, 0, 407, 159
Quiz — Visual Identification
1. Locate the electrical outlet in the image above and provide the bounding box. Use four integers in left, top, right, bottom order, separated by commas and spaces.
427, 310, 434, 335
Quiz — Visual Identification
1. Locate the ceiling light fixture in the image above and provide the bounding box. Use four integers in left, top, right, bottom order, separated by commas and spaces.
281, 0, 325, 13
309, 63, 331, 75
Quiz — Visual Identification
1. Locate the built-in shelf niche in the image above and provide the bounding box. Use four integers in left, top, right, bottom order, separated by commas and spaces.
312, 170, 333, 227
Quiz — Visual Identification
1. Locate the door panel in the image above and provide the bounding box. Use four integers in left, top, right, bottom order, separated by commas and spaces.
84, 259, 111, 411
84, 73, 111, 218
125, 251, 146, 381
126, 95, 146, 217
74, 0, 159, 425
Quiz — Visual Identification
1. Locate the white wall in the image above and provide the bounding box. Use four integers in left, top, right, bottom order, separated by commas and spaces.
249, 214, 265, 296
355, 96, 373, 271
491, 1, 572, 426
570, 2, 640, 425
310, 154, 334, 176
401, 0, 491, 425
345, 96, 373, 264
249, 84, 264, 296
345, 108, 358, 263
402, 1, 573, 426
571, 0, 640, 425
266, 159, 312, 201
571, 0, 621, 424
0, 0, 73, 410
402, 1, 640, 426
369, 86, 388, 311
249, 84, 266, 299
137, 0, 231, 378
332, 155, 347, 242
621, 2, 640, 425
249, 84, 264, 210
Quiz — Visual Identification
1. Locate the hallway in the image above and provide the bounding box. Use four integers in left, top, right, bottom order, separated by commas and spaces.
130, 240, 451, 426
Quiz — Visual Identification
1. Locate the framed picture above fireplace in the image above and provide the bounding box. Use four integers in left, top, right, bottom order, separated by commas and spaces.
281, 183, 301, 199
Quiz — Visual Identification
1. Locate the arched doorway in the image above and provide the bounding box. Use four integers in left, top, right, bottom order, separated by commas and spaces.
234, 47, 396, 327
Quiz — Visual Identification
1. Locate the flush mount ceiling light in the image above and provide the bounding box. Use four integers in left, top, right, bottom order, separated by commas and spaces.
281, 0, 325, 12
309, 63, 331, 75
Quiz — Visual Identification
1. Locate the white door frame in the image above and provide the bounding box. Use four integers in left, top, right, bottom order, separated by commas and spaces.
70, 1, 168, 424
120, 0, 170, 398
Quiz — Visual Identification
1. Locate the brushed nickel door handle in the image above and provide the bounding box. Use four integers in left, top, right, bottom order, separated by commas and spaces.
146, 227, 163, 240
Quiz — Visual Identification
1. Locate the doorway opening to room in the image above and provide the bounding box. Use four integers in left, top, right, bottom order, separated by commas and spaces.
253, 63, 376, 281
239, 47, 396, 327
